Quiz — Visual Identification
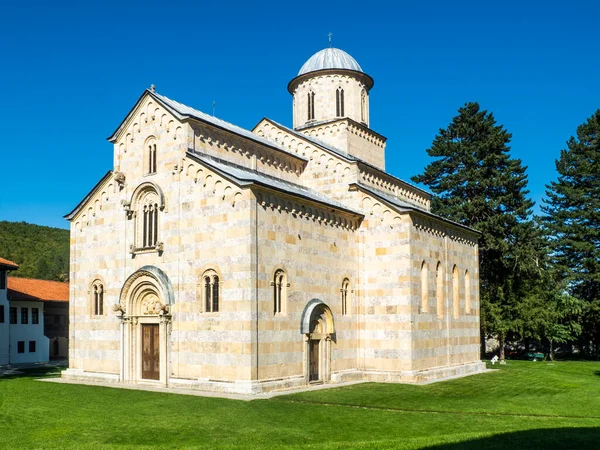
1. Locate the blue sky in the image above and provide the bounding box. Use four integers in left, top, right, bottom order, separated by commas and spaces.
1, 1, 598, 229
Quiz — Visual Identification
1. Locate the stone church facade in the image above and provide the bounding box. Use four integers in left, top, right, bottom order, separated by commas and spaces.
62, 47, 484, 393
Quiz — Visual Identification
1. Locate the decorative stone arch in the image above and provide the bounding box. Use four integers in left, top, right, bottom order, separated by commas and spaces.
117, 266, 173, 386
130, 182, 166, 212
300, 299, 335, 383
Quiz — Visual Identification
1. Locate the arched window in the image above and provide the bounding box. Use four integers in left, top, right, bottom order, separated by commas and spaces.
144, 137, 157, 175
465, 270, 471, 314
360, 89, 367, 123
131, 186, 162, 251
272, 269, 287, 314
453, 265, 460, 318
420, 261, 428, 313
436, 262, 444, 318
92, 280, 104, 316
341, 278, 350, 315
202, 270, 219, 312
336, 87, 344, 117
307, 91, 315, 121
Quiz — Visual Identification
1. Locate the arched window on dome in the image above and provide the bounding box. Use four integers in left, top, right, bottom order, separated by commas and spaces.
360, 90, 367, 123
336, 87, 344, 117
307, 91, 315, 122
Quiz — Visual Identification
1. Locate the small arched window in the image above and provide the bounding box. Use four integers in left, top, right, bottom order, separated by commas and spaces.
202, 270, 219, 312
453, 265, 460, 318
307, 91, 315, 121
341, 278, 350, 315
272, 269, 287, 314
465, 270, 471, 314
145, 137, 157, 175
92, 280, 104, 316
336, 87, 344, 117
436, 262, 444, 318
420, 261, 428, 313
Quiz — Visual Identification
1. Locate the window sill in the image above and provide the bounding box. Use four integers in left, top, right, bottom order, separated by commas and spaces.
130, 242, 164, 257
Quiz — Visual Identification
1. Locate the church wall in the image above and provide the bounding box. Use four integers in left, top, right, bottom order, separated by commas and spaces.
167, 170, 255, 382
409, 219, 481, 373
357, 214, 414, 373
253, 191, 360, 380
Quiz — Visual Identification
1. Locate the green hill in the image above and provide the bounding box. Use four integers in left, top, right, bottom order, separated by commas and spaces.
0, 221, 69, 281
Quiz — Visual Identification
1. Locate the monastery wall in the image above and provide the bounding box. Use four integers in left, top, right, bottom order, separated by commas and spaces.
253, 190, 360, 381
357, 214, 414, 374
409, 215, 481, 375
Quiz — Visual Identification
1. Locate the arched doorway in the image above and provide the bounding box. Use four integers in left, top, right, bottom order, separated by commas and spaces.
116, 266, 173, 385
300, 299, 335, 383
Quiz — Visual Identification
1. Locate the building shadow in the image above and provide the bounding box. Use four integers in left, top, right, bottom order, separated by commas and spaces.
424, 427, 600, 450
0, 360, 66, 379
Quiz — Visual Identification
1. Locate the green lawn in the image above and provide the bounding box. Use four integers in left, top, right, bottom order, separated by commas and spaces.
1, 361, 599, 449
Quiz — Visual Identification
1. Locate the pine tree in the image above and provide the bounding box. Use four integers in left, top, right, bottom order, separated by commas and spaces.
412, 102, 539, 359
541, 110, 600, 355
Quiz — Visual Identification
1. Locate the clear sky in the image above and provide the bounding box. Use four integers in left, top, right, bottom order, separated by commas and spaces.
1, 1, 598, 230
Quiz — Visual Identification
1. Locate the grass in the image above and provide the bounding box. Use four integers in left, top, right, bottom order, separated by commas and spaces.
0, 361, 599, 449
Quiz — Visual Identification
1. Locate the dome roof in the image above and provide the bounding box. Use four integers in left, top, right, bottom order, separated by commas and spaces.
298, 47, 364, 76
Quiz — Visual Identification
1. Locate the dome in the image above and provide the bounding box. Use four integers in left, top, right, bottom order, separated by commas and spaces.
298, 47, 364, 76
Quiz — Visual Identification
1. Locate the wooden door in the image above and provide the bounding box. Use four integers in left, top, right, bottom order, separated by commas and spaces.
142, 324, 160, 380
309, 339, 320, 382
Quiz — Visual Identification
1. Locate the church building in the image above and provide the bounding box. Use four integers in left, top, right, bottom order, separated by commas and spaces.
62, 47, 484, 393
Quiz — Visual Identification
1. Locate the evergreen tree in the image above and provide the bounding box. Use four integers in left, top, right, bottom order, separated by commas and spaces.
412, 102, 539, 359
541, 110, 600, 355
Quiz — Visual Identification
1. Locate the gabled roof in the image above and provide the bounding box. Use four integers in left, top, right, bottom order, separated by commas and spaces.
8, 277, 69, 303
64, 170, 113, 221
351, 182, 480, 236
108, 89, 306, 163
258, 118, 430, 199
187, 150, 362, 217
0, 257, 18, 270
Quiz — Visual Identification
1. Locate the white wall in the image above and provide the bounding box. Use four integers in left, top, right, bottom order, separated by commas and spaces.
9, 300, 49, 364
0, 284, 9, 365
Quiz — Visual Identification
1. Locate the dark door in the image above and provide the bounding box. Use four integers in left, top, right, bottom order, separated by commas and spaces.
142, 324, 160, 380
309, 339, 320, 382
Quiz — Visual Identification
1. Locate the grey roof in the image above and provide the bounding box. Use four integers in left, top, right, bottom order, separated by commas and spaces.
298, 48, 364, 76
187, 150, 362, 216
262, 118, 357, 162
109, 89, 306, 162
149, 91, 306, 161
260, 118, 430, 199
354, 182, 480, 235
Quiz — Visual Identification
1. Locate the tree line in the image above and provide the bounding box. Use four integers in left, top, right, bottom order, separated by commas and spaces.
0, 221, 69, 281
412, 104, 600, 360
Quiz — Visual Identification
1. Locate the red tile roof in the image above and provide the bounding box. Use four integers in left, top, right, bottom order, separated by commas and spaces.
7, 277, 69, 303
0, 257, 19, 269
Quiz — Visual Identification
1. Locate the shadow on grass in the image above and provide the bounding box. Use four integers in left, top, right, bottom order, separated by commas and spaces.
0, 365, 64, 380
425, 427, 600, 450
